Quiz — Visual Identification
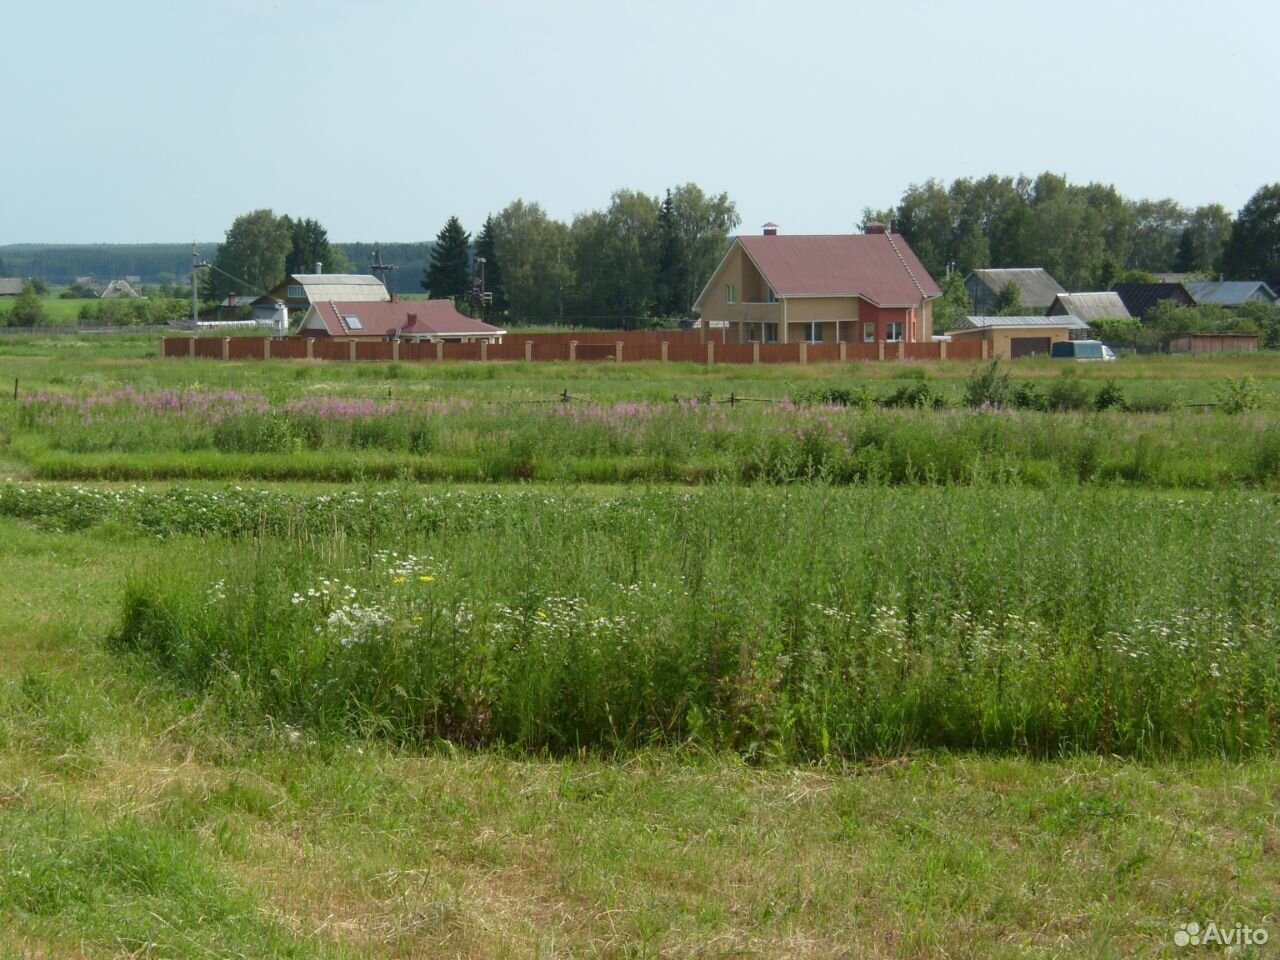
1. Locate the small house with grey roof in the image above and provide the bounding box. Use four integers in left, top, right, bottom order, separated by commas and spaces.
254, 272, 390, 315
964, 268, 1065, 315
1183, 280, 1277, 309
1048, 292, 1132, 322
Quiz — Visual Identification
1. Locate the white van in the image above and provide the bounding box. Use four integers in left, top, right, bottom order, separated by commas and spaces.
1050, 340, 1116, 361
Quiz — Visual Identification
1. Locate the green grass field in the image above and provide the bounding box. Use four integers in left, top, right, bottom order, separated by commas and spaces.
1, 336, 1278, 957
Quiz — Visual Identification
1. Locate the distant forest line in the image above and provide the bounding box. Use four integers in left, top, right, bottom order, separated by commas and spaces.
0, 242, 432, 294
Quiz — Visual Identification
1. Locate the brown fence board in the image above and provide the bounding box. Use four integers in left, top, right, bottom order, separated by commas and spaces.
808, 344, 842, 363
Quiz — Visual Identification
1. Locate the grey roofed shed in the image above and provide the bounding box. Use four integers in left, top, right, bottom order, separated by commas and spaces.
965, 268, 1066, 313
1047, 292, 1131, 321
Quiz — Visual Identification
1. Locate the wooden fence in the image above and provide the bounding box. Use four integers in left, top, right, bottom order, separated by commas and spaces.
163, 330, 987, 365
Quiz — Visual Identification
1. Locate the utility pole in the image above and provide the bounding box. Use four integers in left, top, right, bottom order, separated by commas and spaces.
370, 246, 398, 294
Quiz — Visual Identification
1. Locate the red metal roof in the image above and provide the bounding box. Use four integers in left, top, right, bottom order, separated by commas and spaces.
308, 300, 505, 338
737, 233, 941, 305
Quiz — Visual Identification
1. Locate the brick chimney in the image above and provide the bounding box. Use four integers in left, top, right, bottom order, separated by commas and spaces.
762, 222, 778, 236
865, 221, 887, 235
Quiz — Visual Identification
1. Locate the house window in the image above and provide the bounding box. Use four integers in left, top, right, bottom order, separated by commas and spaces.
726, 283, 736, 304
805, 323, 823, 343
765, 323, 779, 343
863, 322, 875, 343
746, 324, 757, 343
287, 284, 304, 299
342, 314, 363, 331
886, 322, 903, 342
767, 286, 777, 304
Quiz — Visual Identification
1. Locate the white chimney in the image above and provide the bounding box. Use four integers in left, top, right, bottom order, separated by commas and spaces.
314, 261, 322, 275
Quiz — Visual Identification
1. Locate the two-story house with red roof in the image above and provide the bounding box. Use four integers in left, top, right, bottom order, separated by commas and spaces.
693, 223, 941, 345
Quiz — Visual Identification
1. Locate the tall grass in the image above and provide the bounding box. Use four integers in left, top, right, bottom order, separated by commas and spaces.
12, 387, 1280, 487
112, 485, 1280, 761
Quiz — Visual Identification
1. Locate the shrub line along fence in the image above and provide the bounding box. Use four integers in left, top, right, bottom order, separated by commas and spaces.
162, 330, 985, 365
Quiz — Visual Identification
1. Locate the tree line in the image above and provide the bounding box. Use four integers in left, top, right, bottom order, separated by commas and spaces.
866, 174, 1280, 294
421, 184, 739, 328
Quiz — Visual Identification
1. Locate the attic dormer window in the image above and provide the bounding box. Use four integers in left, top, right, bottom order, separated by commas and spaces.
343, 315, 363, 330
287, 284, 304, 298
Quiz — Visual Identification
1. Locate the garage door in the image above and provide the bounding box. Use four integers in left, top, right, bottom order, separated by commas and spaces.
1010, 337, 1051, 358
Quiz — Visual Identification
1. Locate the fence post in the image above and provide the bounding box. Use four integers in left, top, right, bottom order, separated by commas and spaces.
349, 340, 358, 362
615, 341, 624, 363
839, 341, 847, 362
306, 338, 315, 360
706, 340, 715, 365
188, 337, 196, 358
661, 341, 669, 363
436, 340, 444, 361
569, 340, 577, 362
525, 340, 533, 362
981, 339, 989, 360
878, 341, 885, 361
263, 338, 271, 360
939, 340, 947, 360
392, 339, 400, 362
799, 341, 808, 365
898, 340, 905, 361
481, 340, 488, 362
222, 337, 231, 361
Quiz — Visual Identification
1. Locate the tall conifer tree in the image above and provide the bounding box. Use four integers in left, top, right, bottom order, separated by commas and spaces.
423, 216, 471, 300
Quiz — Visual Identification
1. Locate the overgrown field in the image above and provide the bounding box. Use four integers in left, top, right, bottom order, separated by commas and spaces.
2, 338, 1279, 956
7, 382, 1280, 487
1, 482, 1275, 761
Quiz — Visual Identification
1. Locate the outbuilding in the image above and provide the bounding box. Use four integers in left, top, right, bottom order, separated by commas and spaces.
947, 315, 1089, 359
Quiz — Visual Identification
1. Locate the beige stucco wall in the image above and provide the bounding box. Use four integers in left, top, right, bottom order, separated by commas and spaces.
949, 326, 1076, 358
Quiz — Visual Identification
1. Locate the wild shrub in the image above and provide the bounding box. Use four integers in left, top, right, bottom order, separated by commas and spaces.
1216, 377, 1263, 414
1045, 374, 1094, 412
963, 360, 1012, 408
1094, 379, 1127, 412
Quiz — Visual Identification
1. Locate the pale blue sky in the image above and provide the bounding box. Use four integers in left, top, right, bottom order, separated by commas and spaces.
2, 0, 1276, 244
